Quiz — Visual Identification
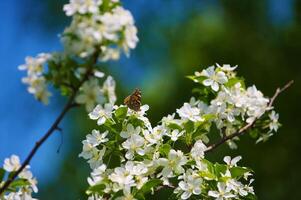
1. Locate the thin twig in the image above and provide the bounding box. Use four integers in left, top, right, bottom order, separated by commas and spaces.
0, 51, 99, 195
156, 184, 175, 191
268, 80, 294, 107
56, 127, 64, 154
205, 80, 294, 153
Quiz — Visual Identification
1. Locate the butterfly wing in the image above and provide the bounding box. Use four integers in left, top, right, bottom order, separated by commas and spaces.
129, 89, 141, 111
124, 88, 141, 111
124, 95, 131, 105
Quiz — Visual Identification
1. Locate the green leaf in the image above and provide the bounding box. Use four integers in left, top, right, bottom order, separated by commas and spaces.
202, 114, 216, 121
214, 163, 227, 177
167, 123, 182, 130
159, 144, 171, 156
183, 121, 194, 133
139, 179, 163, 195
200, 159, 216, 180
114, 106, 128, 120
86, 184, 106, 195
10, 178, 30, 188
135, 192, 146, 200
111, 190, 123, 199
128, 117, 145, 128
187, 75, 206, 84
186, 75, 196, 81
0, 168, 5, 182
230, 167, 252, 178
225, 77, 246, 88
249, 129, 259, 139
7, 172, 16, 180
59, 85, 72, 96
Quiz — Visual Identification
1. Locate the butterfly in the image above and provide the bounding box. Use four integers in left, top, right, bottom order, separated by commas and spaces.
124, 88, 141, 111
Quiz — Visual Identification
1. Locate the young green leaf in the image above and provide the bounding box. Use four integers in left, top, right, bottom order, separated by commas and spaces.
0, 168, 5, 182
86, 184, 106, 195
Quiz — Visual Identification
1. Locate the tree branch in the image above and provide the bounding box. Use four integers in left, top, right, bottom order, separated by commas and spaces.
205, 80, 294, 153
0, 52, 100, 195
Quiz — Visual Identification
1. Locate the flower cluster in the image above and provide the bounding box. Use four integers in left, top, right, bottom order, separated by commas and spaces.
79, 65, 281, 199
75, 75, 117, 112
191, 64, 279, 146
62, 0, 138, 61
19, 0, 137, 109
18, 53, 52, 104
0, 155, 38, 200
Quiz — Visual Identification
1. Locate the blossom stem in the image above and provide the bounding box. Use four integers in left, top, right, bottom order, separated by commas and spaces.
0, 51, 100, 195
205, 80, 294, 153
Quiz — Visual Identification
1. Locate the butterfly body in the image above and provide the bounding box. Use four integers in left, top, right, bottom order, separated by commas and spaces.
124, 88, 141, 111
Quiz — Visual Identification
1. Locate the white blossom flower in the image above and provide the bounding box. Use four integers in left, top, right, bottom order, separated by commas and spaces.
2, 155, 38, 199
221, 170, 254, 197
161, 113, 183, 128
126, 162, 148, 176
94, 70, 105, 78
3, 155, 21, 172
86, 130, 109, 146
89, 103, 113, 125
79, 142, 106, 169
177, 103, 204, 122
245, 85, 269, 123
63, 0, 103, 16
88, 194, 104, 200
127, 105, 152, 130
62, 4, 138, 61
216, 63, 237, 72
76, 78, 105, 112
157, 149, 187, 177
143, 126, 165, 145
109, 163, 136, 191
101, 76, 117, 104
256, 132, 273, 143
87, 147, 106, 169
120, 124, 141, 139
190, 140, 207, 160
18, 53, 51, 74
100, 47, 121, 61
223, 156, 242, 167
269, 111, 279, 132
122, 25, 138, 56
165, 129, 184, 141
122, 134, 145, 160
200, 66, 228, 91
208, 182, 236, 200
175, 169, 202, 200
209, 90, 241, 125
19, 53, 52, 104
4, 191, 38, 200
115, 190, 137, 200
88, 164, 107, 186
19, 170, 38, 193
124, 162, 148, 190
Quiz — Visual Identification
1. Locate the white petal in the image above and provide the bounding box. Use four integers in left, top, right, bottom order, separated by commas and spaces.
97, 117, 106, 125
181, 191, 191, 200
211, 82, 219, 91
203, 79, 213, 86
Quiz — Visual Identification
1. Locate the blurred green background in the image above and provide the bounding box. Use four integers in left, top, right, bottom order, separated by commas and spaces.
1, 0, 300, 199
